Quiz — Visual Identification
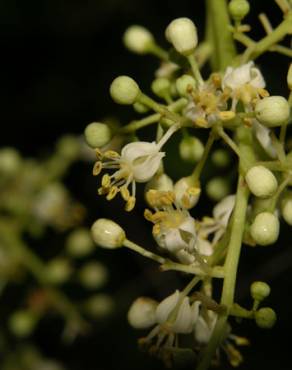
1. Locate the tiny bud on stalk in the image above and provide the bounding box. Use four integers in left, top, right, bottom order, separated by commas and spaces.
110, 76, 140, 105
91, 218, 126, 249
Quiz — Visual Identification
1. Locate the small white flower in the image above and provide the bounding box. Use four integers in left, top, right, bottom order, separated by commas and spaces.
94, 125, 178, 211
194, 309, 217, 344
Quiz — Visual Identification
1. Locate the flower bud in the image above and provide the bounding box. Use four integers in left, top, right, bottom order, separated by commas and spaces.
79, 262, 108, 289
46, 258, 72, 285
287, 63, 292, 90
206, 177, 230, 202
66, 228, 95, 257
91, 219, 126, 249
255, 96, 290, 127
211, 149, 230, 168
229, 0, 250, 21
250, 281, 271, 301
127, 297, 158, 329
174, 176, 201, 209
0, 147, 21, 176
145, 173, 174, 196
165, 18, 198, 56
245, 165, 278, 198
281, 195, 292, 225
255, 307, 277, 329
123, 25, 154, 54
250, 212, 280, 246
84, 294, 114, 318
9, 310, 37, 337
110, 76, 140, 105
56, 135, 80, 160
151, 78, 171, 98
176, 75, 197, 96
179, 136, 204, 163
84, 122, 112, 149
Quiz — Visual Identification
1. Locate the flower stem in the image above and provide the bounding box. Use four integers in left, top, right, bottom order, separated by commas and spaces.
123, 238, 166, 264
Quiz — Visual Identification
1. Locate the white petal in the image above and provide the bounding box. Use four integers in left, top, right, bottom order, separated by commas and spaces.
196, 237, 213, 256
156, 290, 180, 324
155, 228, 188, 252
172, 297, 194, 333
222, 62, 265, 90
121, 141, 157, 160
213, 194, 235, 227
194, 311, 217, 344
253, 120, 277, 158
132, 152, 164, 182
175, 250, 195, 264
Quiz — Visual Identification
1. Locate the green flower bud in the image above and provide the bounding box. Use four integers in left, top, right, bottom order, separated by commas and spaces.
245, 165, 278, 198
79, 262, 108, 289
255, 96, 290, 127
84, 122, 112, 149
56, 135, 80, 160
255, 307, 277, 329
9, 310, 37, 338
110, 76, 140, 105
133, 101, 149, 114
211, 149, 230, 168
287, 63, 292, 90
176, 75, 196, 97
250, 281, 271, 301
84, 294, 114, 318
127, 297, 158, 329
250, 212, 280, 246
179, 136, 204, 163
123, 25, 154, 54
0, 147, 21, 176
151, 78, 171, 98
165, 18, 198, 56
91, 218, 126, 249
229, 0, 250, 21
281, 194, 292, 226
206, 177, 230, 202
46, 258, 72, 285
66, 228, 95, 257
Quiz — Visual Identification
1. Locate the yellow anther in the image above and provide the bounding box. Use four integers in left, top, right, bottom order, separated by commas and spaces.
106, 186, 119, 200
231, 335, 250, 346
151, 211, 167, 222
120, 186, 130, 201
188, 186, 201, 196
211, 73, 221, 88
95, 148, 103, 159
103, 150, 120, 159
98, 186, 107, 195
258, 88, 270, 98
92, 161, 102, 176
144, 209, 154, 222
101, 174, 111, 188
218, 110, 236, 121
243, 117, 252, 127
181, 194, 191, 208
125, 196, 136, 212
225, 343, 243, 367
153, 223, 161, 236
195, 117, 208, 128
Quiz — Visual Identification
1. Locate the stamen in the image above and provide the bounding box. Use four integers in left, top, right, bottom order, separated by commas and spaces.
106, 186, 119, 200
93, 161, 102, 176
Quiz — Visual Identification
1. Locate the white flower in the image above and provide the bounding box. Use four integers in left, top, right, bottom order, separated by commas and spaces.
194, 309, 217, 344
156, 290, 199, 333
93, 125, 178, 211
174, 176, 201, 209
222, 62, 266, 108
222, 61, 265, 91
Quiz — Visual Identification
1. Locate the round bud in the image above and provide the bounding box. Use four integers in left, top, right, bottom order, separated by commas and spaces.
255, 307, 277, 329
0, 147, 21, 176
84, 122, 112, 149
281, 195, 292, 225
176, 75, 196, 96
127, 297, 158, 329
79, 262, 108, 289
206, 177, 230, 202
250, 281, 271, 301
165, 18, 198, 56
56, 135, 80, 160
287, 63, 292, 90
245, 165, 278, 198
66, 228, 95, 257
211, 149, 230, 168
145, 173, 174, 195
9, 310, 37, 337
179, 136, 204, 163
228, 0, 250, 21
133, 101, 149, 114
250, 212, 280, 246
91, 218, 126, 249
123, 25, 154, 54
151, 78, 171, 98
255, 96, 290, 127
110, 76, 140, 105
84, 294, 114, 318
46, 258, 72, 285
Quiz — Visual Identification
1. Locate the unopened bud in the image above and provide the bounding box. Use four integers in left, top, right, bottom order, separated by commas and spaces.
245, 165, 278, 198
176, 75, 196, 96
165, 18, 198, 56
255, 307, 277, 329
250, 212, 280, 246
123, 25, 154, 54
91, 219, 126, 249
127, 297, 158, 329
250, 281, 271, 301
255, 96, 290, 127
110, 76, 140, 105
84, 122, 112, 149
229, 0, 250, 21
179, 136, 204, 163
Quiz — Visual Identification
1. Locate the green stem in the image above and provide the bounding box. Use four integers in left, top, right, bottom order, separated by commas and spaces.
123, 238, 166, 264
205, 0, 236, 70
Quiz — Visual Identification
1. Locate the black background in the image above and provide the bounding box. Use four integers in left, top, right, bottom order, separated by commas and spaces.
1, 0, 292, 369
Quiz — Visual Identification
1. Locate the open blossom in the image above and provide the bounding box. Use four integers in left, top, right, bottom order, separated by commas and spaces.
93, 124, 178, 211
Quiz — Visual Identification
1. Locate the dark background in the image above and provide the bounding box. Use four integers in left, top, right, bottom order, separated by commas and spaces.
1, 0, 292, 369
